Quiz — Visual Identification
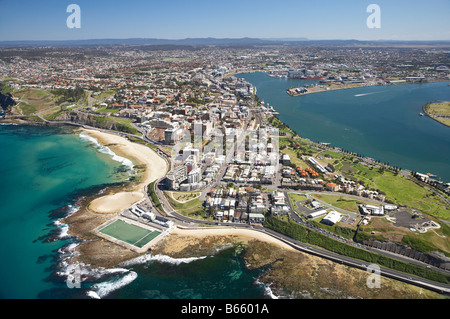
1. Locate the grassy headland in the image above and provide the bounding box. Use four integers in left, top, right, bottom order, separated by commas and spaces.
423, 101, 450, 127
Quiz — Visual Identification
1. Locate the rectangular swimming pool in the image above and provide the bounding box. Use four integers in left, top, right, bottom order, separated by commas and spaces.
99, 219, 161, 248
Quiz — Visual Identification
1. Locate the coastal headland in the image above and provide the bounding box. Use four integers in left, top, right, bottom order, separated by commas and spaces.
151, 226, 443, 299
286, 82, 368, 96
63, 128, 169, 266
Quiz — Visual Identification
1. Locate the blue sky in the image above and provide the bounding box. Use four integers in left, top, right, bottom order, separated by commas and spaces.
0, 0, 449, 41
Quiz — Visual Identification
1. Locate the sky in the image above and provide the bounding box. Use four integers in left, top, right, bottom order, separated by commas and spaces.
0, 0, 449, 41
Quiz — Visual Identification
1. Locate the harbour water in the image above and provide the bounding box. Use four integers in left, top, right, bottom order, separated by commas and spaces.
0, 124, 270, 299
237, 72, 450, 182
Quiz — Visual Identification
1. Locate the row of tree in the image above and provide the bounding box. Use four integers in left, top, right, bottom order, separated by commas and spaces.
51, 86, 85, 105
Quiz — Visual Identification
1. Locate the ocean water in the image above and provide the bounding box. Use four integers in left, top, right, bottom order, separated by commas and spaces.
237, 73, 450, 182
102, 249, 270, 300
0, 124, 130, 298
0, 124, 271, 299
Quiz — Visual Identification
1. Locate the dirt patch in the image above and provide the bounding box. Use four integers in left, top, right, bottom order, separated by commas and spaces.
73, 239, 139, 269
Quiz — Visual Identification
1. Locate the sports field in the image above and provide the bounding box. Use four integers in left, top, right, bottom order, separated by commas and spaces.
99, 219, 161, 248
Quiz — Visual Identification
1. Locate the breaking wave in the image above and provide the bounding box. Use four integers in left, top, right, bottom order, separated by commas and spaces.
79, 133, 134, 172
86, 270, 138, 299
255, 278, 280, 299
121, 253, 208, 267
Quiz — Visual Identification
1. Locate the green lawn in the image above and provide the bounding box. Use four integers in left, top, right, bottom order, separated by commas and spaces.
170, 191, 201, 202
17, 102, 37, 115
372, 173, 450, 220
312, 193, 381, 213
331, 159, 450, 221
424, 101, 450, 116
288, 193, 308, 203
93, 89, 117, 102
14, 88, 56, 115
90, 115, 139, 135
95, 107, 121, 114
288, 193, 308, 214
280, 148, 309, 169
164, 191, 208, 219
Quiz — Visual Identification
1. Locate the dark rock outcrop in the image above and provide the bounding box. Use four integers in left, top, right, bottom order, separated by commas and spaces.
0, 91, 16, 111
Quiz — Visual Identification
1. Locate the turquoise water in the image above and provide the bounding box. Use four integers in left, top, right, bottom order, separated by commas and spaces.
0, 124, 270, 299
237, 72, 450, 182
0, 125, 127, 298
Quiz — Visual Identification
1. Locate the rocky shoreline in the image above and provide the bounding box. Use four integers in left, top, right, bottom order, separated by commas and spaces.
149, 231, 443, 299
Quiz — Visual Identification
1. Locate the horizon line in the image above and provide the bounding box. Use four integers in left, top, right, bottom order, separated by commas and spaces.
1, 37, 450, 43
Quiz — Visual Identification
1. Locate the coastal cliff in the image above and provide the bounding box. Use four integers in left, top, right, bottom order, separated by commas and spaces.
55, 111, 136, 133
0, 91, 16, 111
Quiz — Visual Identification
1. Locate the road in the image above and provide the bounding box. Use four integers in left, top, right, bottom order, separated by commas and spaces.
154, 189, 450, 294
259, 227, 450, 294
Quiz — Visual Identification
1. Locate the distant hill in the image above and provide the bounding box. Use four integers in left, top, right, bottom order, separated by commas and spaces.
0, 37, 279, 47
0, 37, 449, 48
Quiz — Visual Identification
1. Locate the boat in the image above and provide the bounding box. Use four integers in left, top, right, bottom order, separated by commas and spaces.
419, 113, 425, 116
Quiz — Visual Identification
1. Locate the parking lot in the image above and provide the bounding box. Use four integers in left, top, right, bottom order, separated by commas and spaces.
393, 209, 431, 228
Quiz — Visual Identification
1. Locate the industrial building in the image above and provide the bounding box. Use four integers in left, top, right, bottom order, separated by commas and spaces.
308, 209, 328, 219
321, 211, 342, 225
359, 204, 385, 216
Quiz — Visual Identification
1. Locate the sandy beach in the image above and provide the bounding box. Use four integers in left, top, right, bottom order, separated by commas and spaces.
80, 128, 168, 214
163, 226, 297, 254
